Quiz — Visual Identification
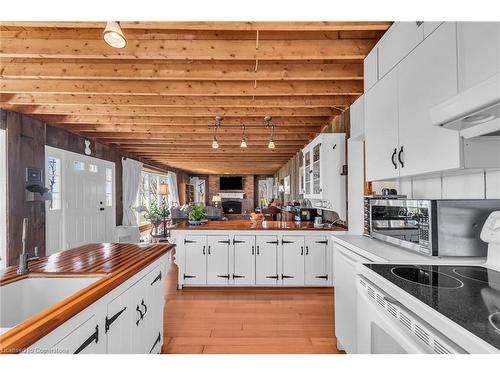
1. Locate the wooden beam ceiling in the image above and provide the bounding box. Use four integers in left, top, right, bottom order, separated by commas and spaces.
0, 21, 390, 175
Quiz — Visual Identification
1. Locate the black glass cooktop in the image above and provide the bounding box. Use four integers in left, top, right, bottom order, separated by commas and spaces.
365, 264, 500, 351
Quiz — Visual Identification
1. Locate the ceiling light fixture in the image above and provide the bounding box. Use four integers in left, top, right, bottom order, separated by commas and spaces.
265, 116, 276, 149
212, 116, 222, 149
240, 125, 247, 148
103, 21, 127, 49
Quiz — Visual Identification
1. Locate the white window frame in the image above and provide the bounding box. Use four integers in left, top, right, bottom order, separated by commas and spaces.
136, 171, 170, 225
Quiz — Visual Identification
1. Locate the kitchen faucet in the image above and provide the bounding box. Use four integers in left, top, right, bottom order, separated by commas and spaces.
17, 218, 39, 274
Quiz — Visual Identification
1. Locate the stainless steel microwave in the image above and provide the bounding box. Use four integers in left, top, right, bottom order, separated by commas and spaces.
369, 199, 500, 257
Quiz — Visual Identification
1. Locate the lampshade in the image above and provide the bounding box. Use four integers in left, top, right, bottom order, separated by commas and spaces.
159, 183, 169, 195
212, 195, 222, 202
103, 21, 127, 49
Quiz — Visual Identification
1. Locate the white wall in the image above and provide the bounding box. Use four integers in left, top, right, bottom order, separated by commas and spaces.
398, 170, 500, 199
0, 129, 6, 269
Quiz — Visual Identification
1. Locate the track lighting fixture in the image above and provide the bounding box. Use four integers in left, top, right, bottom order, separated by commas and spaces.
212, 117, 220, 149
240, 125, 247, 148
103, 21, 127, 49
265, 116, 276, 149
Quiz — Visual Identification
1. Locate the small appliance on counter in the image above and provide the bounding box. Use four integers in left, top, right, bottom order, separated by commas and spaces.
293, 207, 319, 222
369, 198, 500, 257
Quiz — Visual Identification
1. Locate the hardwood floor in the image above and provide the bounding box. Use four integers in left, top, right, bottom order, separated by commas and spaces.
162, 259, 343, 354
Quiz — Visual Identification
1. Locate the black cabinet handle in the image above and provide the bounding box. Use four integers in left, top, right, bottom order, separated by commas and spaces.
232, 274, 245, 279
141, 299, 148, 316
208, 245, 211, 255
74, 325, 99, 354
149, 332, 162, 354
391, 148, 398, 169
398, 146, 404, 168
202, 245, 206, 255
266, 275, 279, 279
251, 245, 255, 255
217, 274, 230, 279
105, 307, 127, 333
282, 275, 295, 279
150, 271, 162, 285
256, 245, 260, 255
315, 240, 328, 244
305, 246, 309, 255
300, 246, 304, 256
136, 305, 144, 325
99, 207, 105, 211
315, 275, 329, 280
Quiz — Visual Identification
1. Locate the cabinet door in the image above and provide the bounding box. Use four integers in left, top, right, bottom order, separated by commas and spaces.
184, 235, 207, 285
378, 22, 424, 79
457, 22, 500, 92
233, 235, 256, 285
281, 236, 305, 286
144, 267, 164, 354
304, 236, 329, 286
349, 96, 364, 140
398, 22, 461, 177
255, 235, 279, 285
52, 315, 102, 354
423, 22, 443, 38
364, 47, 378, 92
106, 284, 138, 354
312, 142, 322, 197
207, 235, 230, 285
364, 67, 400, 181
304, 149, 311, 196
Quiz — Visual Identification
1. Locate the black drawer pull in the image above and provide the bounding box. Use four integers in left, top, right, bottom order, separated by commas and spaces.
208, 245, 211, 255
136, 305, 144, 326
266, 275, 279, 279
217, 274, 230, 279
202, 245, 205, 255
256, 245, 260, 255
391, 148, 398, 169
315, 275, 329, 280
398, 146, 404, 168
282, 275, 295, 279
149, 332, 162, 354
150, 271, 162, 285
105, 307, 127, 333
251, 245, 255, 255
232, 274, 245, 279
315, 240, 328, 244
305, 246, 309, 255
184, 274, 196, 279
218, 240, 230, 244
141, 299, 148, 316
74, 325, 99, 354
300, 246, 304, 256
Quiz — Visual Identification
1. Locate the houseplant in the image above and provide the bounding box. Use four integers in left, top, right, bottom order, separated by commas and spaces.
188, 204, 208, 225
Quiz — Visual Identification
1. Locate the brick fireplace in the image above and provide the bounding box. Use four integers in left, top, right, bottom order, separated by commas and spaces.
207, 175, 255, 214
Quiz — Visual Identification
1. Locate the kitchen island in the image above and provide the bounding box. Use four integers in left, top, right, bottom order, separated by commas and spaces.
0, 242, 174, 354
171, 219, 347, 288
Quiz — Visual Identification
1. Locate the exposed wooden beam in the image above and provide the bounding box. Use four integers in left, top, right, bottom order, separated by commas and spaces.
83, 132, 315, 140
0, 38, 375, 60
0, 94, 357, 107
0, 21, 392, 31
0, 79, 363, 96
4, 104, 337, 117
0, 60, 363, 81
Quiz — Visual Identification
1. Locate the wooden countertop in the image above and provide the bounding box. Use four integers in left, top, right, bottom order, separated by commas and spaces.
0, 242, 174, 353
172, 219, 347, 231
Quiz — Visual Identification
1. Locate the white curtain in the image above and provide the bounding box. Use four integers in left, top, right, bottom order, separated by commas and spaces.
167, 172, 180, 207
122, 158, 143, 226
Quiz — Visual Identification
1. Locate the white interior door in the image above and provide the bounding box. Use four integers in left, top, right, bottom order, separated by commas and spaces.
45, 147, 115, 253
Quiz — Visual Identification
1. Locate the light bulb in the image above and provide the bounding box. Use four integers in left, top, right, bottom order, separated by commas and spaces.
240, 139, 247, 148
212, 139, 219, 149
268, 140, 275, 149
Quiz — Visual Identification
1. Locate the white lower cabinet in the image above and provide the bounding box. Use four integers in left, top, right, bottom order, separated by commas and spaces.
233, 235, 256, 285
255, 235, 279, 285
27, 253, 169, 354
207, 236, 230, 285
304, 236, 329, 286
281, 236, 305, 286
183, 235, 207, 285
174, 232, 335, 288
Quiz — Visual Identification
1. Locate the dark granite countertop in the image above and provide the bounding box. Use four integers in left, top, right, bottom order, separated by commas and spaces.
364, 264, 500, 350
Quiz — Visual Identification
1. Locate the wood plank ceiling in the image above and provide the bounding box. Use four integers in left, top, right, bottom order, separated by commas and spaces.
0, 22, 391, 175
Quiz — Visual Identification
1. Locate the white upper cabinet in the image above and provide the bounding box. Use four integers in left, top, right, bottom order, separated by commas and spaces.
457, 22, 500, 91
397, 22, 461, 177
363, 47, 378, 92
364, 67, 400, 181
378, 22, 424, 79
349, 96, 364, 140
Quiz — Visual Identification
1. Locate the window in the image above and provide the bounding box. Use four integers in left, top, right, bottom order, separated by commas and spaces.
73, 161, 85, 171
136, 171, 170, 225
105, 168, 113, 207
47, 156, 61, 210
89, 164, 98, 173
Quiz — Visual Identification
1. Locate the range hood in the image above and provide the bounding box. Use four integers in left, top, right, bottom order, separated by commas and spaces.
430, 72, 500, 138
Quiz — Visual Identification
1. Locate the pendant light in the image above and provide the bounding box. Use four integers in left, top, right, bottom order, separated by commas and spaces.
265, 116, 276, 149
103, 21, 127, 49
212, 116, 221, 149
240, 125, 247, 148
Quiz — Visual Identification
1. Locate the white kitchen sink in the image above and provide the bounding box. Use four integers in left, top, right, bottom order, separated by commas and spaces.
0, 277, 100, 332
